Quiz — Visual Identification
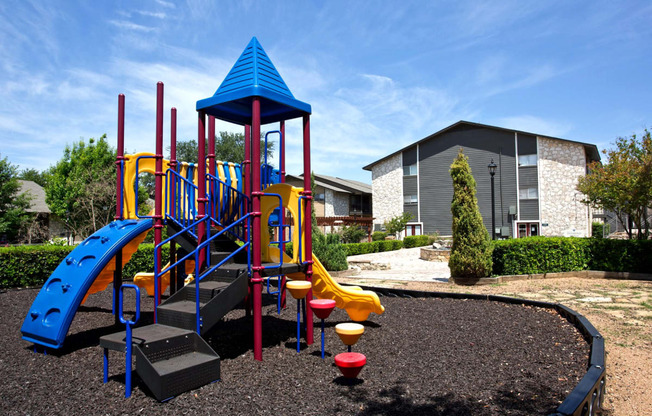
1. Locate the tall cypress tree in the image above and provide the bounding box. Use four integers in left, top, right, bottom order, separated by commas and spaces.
449, 148, 493, 278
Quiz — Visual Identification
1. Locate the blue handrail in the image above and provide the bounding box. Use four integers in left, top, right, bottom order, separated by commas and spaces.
118, 284, 140, 398
165, 169, 200, 237
192, 214, 251, 333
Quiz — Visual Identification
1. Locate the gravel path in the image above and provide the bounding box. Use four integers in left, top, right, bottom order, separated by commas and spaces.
1, 283, 589, 415
346, 247, 450, 282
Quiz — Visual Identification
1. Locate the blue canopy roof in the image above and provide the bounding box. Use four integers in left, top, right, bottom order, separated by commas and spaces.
197, 37, 311, 125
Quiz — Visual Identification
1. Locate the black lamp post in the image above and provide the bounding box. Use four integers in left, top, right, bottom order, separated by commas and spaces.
488, 159, 497, 240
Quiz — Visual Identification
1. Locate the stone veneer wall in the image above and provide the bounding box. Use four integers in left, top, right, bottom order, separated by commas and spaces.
324, 188, 335, 217
332, 192, 350, 216
538, 137, 590, 237
371, 154, 403, 228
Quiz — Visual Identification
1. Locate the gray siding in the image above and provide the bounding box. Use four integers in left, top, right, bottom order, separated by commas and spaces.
518, 166, 538, 188
403, 176, 418, 195
418, 124, 517, 236
404, 203, 418, 220
519, 200, 539, 220
403, 147, 417, 166
517, 134, 537, 154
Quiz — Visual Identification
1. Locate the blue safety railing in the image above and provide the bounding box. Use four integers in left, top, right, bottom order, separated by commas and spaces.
262, 130, 282, 189
190, 215, 251, 333
206, 173, 249, 237
165, 168, 200, 238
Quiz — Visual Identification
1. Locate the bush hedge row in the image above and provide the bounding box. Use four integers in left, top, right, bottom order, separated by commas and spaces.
3, 237, 651, 288
0, 243, 170, 289
492, 237, 652, 276
344, 240, 403, 256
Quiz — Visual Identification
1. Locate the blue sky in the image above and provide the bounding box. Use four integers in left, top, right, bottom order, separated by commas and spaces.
1, 1, 651, 183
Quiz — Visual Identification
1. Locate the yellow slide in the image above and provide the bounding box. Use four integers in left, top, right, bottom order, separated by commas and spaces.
261, 183, 385, 322
133, 260, 196, 296
81, 227, 151, 304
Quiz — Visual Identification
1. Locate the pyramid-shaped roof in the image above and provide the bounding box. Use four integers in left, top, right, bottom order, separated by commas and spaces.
197, 37, 311, 125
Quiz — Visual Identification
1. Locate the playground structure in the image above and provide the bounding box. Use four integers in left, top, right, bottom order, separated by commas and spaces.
20, 37, 384, 400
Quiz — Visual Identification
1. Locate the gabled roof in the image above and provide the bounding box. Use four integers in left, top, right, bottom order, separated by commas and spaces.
287, 173, 371, 195
196, 37, 311, 125
18, 180, 51, 213
362, 120, 601, 170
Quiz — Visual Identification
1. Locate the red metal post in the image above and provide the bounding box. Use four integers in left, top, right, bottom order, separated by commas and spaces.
197, 111, 207, 271
115, 94, 125, 220
244, 124, 251, 204
302, 115, 314, 345
154, 82, 164, 319
208, 116, 216, 178
170, 108, 178, 294
207, 116, 216, 223
280, 121, 286, 183
279, 120, 287, 309
251, 98, 263, 361
113, 94, 126, 325
243, 124, 252, 317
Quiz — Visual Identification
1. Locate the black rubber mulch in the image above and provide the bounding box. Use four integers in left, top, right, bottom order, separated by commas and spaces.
1, 287, 589, 415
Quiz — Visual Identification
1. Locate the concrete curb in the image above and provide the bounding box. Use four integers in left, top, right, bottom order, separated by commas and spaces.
452, 270, 652, 285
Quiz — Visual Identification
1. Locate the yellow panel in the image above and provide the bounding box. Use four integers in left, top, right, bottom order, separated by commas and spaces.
261, 183, 384, 321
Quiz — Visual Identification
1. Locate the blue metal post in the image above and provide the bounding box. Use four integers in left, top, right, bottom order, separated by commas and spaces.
119, 284, 141, 399
103, 348, 109, 383
296, 299, 301, 353
320, 319, 326, 359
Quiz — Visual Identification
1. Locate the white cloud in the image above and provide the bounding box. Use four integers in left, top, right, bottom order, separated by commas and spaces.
108, 20, 156, 32
496, 115, 573, 138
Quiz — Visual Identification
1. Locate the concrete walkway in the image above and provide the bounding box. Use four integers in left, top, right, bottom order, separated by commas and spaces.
343, 247, 450, 283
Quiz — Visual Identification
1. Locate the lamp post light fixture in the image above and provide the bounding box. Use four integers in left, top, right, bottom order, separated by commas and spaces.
488, 159, 497, 240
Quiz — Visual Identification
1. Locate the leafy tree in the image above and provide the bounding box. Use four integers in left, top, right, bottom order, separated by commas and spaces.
0, 156, 32, 243
340, 225, 367, 244
19, 168, 47, 187
384, 212, 412, 239
577, 129, 652, 239
45, 135, 117, 240
448, 149, 492, 278
170, 131, 274, 164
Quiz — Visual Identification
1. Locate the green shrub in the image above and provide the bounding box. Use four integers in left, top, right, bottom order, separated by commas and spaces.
403, 235, 431, 248
491, 237, 589, 276
449, 149, 492, 277
343, 240, 403, 256
371, 231, 387, 241
340, 225, 367, 244
591, 222, 610, 239
0, 245, 73, 288
0, 243, 172, 289
316, 243, 348, 271
326, 233, 341, 245
587, 239, 652, 273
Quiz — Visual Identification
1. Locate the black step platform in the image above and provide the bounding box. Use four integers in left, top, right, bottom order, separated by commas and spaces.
135, 331, 220, 401
99, 324, 194, 352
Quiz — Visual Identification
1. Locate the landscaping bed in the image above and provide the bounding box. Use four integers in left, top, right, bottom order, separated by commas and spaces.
1, 287, 589, 415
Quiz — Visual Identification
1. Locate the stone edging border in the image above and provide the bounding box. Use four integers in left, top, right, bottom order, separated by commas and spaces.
452, 270, 652, 285
346, 284, 607, 416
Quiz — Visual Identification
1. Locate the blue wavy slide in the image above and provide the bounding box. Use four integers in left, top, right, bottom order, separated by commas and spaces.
21, 219, 153, 349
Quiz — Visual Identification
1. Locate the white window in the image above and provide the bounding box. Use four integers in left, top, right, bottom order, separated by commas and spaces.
519, 188, 538, 199
518, 154, 537, 166
403, 164, 417, 176
404, 194, 418, 204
